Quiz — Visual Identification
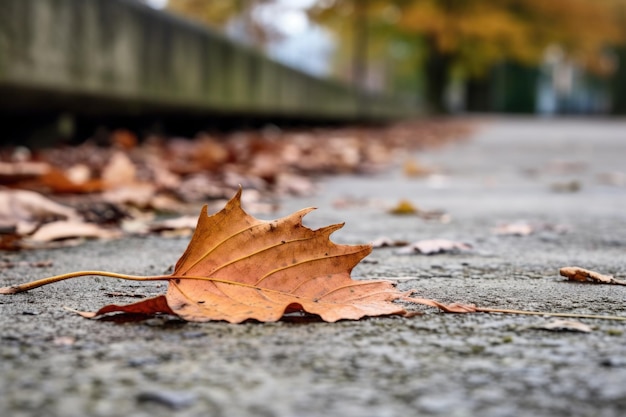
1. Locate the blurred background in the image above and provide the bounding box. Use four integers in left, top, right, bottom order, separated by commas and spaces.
160, 0, 626, 115
1, 0, 626, 145
162, 0, 626, 114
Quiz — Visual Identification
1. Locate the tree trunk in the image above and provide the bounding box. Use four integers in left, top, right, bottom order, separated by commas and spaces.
352, 0, 368, 89
423, 36, 452, 114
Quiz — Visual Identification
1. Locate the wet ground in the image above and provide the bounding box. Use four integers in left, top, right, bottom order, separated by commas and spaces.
1, 117, 626, 417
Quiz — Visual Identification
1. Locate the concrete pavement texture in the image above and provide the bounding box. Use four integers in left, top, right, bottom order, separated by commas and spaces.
1, 118, 626, 417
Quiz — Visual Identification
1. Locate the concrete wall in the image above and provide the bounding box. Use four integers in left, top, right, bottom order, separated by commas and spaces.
0, 0, 411, 123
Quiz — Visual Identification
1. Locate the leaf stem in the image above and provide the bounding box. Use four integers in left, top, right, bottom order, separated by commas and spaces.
476, 307, 626, 321
0, 271, 171, 294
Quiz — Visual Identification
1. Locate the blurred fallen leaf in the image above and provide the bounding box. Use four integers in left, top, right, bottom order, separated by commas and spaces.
111, 129, 138, 150
545, 160, 587, 174
596, 171, 626, 187
65, 164, 92, 185
0, 190, 80, 235
560, 267, 626, 286
102, 151, 137, 188
533, 319, 592, 333
402, 158, 432, 177
550, 180, 581, 193
389, 199, 418, 215
0, 161, 50, 183
493, 221, 569, 236
371, 236, 409, 248
25, 220, 121, 244
396, 239, 472, 255
149, 215, 198, 233
40, 167, 104, 194
388, 199, 449, 222
102, 183, 157, 209
492, 222, 534, 236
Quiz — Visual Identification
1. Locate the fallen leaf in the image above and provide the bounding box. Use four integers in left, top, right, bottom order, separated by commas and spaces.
597, 171, 626, 186
40, 167, 104, 194
550, 180, 581, 193
0, 190, 80, 235
492, 222, 534, 236
544, 160, 587, 174
92, 189, 412, 322
493, 221, 569, 236
111, 129, 138, 150
402, 158, 432, 177
425, 174, 450, 189
24, 220, 121, 244
149, 216, 198, 233
1, 189, 479, 321
388, 199, 419, 215
102, 183, 157, 208
64, 164, 92, 185
533, 319, 592, 333
0, 161, 50, 183
560, 267, 626, 286
388, 199, 449, 221
102, 151, 137, 188
371, 236, 409, 248
396, 239, 472, 255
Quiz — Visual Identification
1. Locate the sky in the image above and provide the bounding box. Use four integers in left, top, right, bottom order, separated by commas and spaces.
143, 0, 333, 76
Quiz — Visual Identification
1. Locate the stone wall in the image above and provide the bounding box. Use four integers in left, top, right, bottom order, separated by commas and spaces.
0, 0, 410, 123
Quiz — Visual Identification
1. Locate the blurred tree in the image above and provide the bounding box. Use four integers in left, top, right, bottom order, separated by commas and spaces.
608, 0, 626, 114
311, 0, 624, 113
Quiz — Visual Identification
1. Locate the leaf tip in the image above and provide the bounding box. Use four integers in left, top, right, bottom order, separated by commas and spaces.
63, 305, 96, 318
234, 185, 243, 201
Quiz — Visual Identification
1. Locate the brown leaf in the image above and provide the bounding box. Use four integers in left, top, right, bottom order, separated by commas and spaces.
40, 168, 104, 194
149, 215, 198, 233
0, 161, 50, 183
101, 151, 137, 188
0, 190, 80, 235
24, 220, 121, 244
560, 267, 626, 286
85, 189, 408, 323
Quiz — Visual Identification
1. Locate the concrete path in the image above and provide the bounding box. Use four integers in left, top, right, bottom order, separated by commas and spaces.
1, 118, 626, 417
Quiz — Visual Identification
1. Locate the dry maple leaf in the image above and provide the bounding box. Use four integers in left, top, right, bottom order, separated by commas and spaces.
1, 189, 472, 322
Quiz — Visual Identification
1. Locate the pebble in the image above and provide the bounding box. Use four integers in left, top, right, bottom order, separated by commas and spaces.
136, 390, 198, 410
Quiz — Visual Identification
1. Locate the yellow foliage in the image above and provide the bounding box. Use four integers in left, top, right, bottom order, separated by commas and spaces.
312, 0, 624, 77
